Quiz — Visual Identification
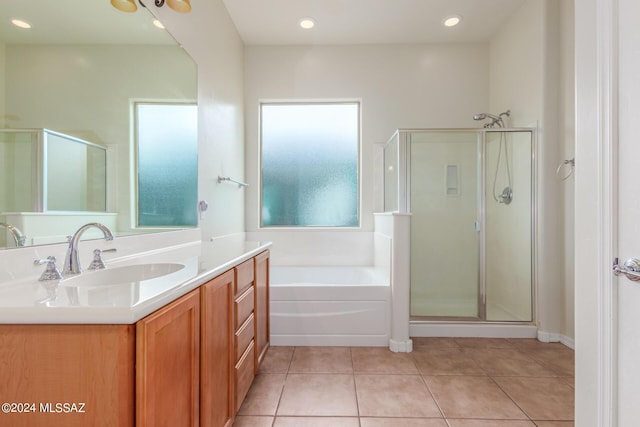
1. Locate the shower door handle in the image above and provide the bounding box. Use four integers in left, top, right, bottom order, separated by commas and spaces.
473, 221, 481, 232
613, 257, 640, 281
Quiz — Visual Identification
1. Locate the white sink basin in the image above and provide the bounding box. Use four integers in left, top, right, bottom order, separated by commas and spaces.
60, 263, 185, 287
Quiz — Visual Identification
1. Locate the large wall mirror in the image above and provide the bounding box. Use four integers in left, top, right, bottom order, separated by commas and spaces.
0, 0, 197, 249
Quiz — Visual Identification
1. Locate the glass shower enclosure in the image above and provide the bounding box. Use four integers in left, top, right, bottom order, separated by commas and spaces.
384, 129, 535, 322
0, 128, 107, 213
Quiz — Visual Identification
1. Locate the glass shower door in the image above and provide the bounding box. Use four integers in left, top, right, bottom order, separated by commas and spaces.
409, 131, 480, 318
484, 130, 533, 321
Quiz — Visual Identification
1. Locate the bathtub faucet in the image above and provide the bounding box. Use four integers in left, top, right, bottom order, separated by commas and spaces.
63, 223, 114, 275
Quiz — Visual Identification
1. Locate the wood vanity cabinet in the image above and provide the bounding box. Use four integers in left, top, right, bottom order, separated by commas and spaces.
254, 250, 270, 369
0, 250, 270, 427
0, 324, 135, 427
233, 258, 256, 412
136, 288, 201, 427
200, 270, 234, 427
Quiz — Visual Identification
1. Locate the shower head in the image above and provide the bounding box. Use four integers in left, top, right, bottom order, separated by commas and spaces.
473, 110, 510, 128
473, 112, 501, 122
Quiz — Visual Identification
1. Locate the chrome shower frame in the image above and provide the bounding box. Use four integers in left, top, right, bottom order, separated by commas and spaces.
384, 127, 537, 325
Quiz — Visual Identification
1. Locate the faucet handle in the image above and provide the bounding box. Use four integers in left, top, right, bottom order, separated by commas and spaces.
88, 248, 117, 271
34, 256, 63, 281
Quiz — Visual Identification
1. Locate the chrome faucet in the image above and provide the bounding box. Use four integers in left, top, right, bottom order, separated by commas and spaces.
0, 222, 26, 247
63, 223, 114, 275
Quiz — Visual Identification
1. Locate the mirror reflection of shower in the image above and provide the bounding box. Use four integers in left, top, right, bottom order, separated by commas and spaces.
474, 110, 513, 205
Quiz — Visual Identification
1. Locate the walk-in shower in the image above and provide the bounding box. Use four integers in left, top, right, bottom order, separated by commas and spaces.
384, 127, 535, 323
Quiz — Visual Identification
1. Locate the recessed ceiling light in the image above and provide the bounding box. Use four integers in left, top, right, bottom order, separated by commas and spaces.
442, 15, 462, 27
153, 19, 165, 29
299, 17, 316, 30
11, 19, 31, 29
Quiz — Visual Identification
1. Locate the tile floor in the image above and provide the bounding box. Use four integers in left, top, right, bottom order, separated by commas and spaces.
233, 338, 575, 427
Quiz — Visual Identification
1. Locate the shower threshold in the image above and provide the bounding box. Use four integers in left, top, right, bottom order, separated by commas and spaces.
409, 318, 537, 339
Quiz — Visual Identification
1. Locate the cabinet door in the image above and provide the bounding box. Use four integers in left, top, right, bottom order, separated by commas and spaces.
0, 324, 134, 427
201, 270, 234, 427
254, 250, 270, 369
136, 289, 200, 427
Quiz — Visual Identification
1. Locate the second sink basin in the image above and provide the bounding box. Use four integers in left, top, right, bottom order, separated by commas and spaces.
60, 263, 186, 287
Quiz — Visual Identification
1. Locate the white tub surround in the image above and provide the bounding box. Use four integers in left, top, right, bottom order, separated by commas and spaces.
375, 212, 413, 352
270, 266, 391, 347
0, 231, 271, 324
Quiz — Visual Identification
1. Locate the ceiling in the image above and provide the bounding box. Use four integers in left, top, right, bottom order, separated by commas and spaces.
1, 0, 526, 46
222, 0, 527, 45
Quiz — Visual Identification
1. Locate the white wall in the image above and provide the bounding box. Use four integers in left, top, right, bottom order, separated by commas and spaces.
145, 0, 246, 239
0, 42, 5, 128
488, 0, 574, 340
560, 0, 576, 344
244, 44, 490, 263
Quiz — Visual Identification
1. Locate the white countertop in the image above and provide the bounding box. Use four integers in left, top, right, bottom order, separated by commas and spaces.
0, 239, 271, 324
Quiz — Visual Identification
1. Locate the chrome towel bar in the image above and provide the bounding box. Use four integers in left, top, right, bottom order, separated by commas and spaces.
217, 176, 249, 188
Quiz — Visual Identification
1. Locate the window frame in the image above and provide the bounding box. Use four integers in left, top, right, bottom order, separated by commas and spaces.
258, 100, 362, 229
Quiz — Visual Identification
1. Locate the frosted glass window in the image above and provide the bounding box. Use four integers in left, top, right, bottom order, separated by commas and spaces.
261, 102, 359, 227
136, 103, 197, 227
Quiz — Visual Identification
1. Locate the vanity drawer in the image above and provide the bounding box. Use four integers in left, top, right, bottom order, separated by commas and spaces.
235, 340, 255, 412
235, 286, 254, 329
235, 259, 254, 296
235, 314, 254, 363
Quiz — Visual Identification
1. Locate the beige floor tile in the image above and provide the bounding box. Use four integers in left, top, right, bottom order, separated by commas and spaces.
238, 374, 287, 416
360, 418, 448, 426
425, 375, 527, 419
277, 374, 358, 416
561, 376, 575, 389
289, 347, 353, 373
232, 415, 274, 427
412, 337, 461, 350
273, 417, 360, 427
447, 420, 536, 427
506, 339, 570, 351
412, 348, 485, 376
454, 338, 516, 349
493, 377, 574, 420
351, 347, 419, 374
462, 348, 557, 377
355, 374, 442, 418
533, 422, 575, 427
525, 348, 575, 377
260, 346, 294, 373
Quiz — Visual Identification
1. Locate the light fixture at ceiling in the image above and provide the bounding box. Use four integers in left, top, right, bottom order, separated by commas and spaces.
111, 0, 138, 12
11, 19, 32, 29
299, 17, 316, 30
442, 14, 462, 27
111, 0, 191, 13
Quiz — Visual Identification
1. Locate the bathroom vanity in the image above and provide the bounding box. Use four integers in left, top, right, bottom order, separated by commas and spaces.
0, 239, 270, 427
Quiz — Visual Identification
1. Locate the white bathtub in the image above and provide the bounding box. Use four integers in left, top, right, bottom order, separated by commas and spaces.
269, 266, 391, 347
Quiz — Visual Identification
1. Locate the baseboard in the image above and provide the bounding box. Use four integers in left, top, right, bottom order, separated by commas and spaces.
389, 339, 413, 353
537, 330, 575, 349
